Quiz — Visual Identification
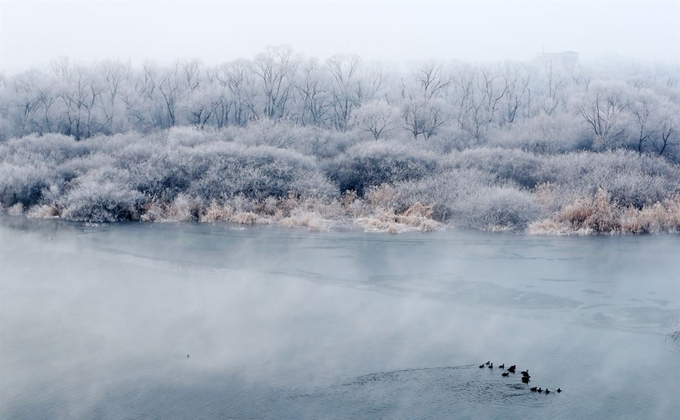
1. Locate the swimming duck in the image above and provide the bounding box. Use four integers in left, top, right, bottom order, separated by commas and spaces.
485, 361, 491, 365
521, 376, 530, 383
521, 369, 529, 376
545, 388, 550, 394
537, 387, 543, 393
488, 363, 493, 368
502, 372, 509, 377
557, 388, 562, 393
479, 364, 484, 368
507, 365, 516, 373
499, 364, 505, 369
530, 387, 537, 392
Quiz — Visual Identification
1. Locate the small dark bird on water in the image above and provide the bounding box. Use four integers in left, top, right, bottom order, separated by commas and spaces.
479, 364, 484, 368
521, 370, 529, 375
485, 361, 491, 365
545, 388, 550, 394
187, 354, 190, 358
530, 387, 537, 392
499, 364, 505, 369
557, 388, 562, 393
521, 376, 530, 383
508, 365, 516, 373
537, 387, 543, 393
488, 363, 493, 368
502, 372, 509, 377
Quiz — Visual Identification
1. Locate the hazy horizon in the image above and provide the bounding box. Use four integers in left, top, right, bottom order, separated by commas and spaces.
1, 0, 679, 75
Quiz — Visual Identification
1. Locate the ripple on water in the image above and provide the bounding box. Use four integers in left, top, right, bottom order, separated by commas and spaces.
290, 365, 570, 419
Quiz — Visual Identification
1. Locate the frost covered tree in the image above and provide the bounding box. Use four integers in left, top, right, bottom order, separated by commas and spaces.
577, 80, 631, 150
350, 99, 401, 139
253, 45, 299, 120
326, 54, 363, 130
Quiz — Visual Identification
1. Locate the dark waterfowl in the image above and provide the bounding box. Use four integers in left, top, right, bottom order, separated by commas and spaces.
545, 388, 550, 394
488, 363, 493, 368
507, 365, 516, 373
521, 376, 530, 383
502, 372, 509, 377
530, 387, 537, 392
479, 364, 484, 368
521, 370, 529, 375
537, 387, 543, 393
499, 364, 505, 369
557, 388, 562, 393
485, 361, 491, 365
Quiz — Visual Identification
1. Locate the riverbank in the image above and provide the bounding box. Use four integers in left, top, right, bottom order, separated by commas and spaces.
2, 129, 679, 234
4, 189, 679, 235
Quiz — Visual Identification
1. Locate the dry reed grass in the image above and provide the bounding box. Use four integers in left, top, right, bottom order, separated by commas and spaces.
530, 190, 680, 235
7, 203, 24, 216
27, 204, 60, 219
355, 202, 441, 233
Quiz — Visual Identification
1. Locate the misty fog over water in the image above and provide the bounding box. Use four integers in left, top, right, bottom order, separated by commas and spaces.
1, 217, 678, 419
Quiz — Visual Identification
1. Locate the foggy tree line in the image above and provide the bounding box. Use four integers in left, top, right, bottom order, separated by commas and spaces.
1, 46, 679, 159
1, 47, 679, 233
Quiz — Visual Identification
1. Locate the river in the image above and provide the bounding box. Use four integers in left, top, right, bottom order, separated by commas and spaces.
1, 217, 678, 419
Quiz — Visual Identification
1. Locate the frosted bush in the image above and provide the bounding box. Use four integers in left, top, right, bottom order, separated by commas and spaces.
184, 143, 334, 200
454, 187, 539, 230
1, 133, 89, 166
60, 167, 145, 222
448, 147, 545, 188
0, 163, 53, 207
391, 169, 497, 221
234, 119, 300, 149
324, 141, 438, 195
540, 150, 680, 207
490, 112, 587, 153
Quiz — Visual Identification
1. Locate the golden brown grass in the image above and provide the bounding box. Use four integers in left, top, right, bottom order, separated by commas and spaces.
530, 190, 680, 235
27, 204, 60, 219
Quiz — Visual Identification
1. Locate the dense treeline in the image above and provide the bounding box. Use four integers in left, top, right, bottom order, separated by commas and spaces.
2, 47, 679, 158
1, 47, 679, 233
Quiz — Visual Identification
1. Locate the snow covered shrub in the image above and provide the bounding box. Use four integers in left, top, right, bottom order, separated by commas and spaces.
294, 127, 358, 158
540, 150, 680, 208
1, 133, 90, 166
324, 141, 439, 196
56, 153, 116, 183
0, 163, 53, 207
60, 167, 146, 222
448, 147, 545, 188
177, 142, 336, 200
234, 119, 300, 149
490, 112, 588, 153
423, 125, 474, 154
389, 169, 497, 221
166, 126, 225, 148
454, 186, 539, 230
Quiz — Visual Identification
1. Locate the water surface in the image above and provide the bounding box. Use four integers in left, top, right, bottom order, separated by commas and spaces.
1, 217, 679, 419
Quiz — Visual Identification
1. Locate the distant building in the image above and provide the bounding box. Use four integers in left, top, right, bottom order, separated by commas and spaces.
536, 51, 579, 68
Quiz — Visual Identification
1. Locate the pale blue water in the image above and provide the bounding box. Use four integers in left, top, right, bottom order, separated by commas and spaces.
1, 217, 679, 419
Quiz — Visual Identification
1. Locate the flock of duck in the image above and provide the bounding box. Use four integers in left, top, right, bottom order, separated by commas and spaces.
479, 361, 561, 394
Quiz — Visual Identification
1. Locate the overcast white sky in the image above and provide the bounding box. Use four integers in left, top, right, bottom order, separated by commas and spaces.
1, 0, 679, 73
